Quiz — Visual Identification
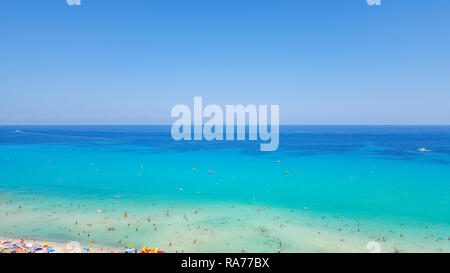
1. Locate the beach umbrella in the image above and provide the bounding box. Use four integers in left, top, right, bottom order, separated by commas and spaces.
14, 248, 28, 253
125, 248, 136, 253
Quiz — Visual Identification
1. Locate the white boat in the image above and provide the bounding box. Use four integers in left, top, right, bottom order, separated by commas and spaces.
417, 147, 431, 152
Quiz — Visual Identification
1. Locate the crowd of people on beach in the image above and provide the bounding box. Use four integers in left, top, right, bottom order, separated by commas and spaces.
0, 239, 56, 253
0, 238, 165, 253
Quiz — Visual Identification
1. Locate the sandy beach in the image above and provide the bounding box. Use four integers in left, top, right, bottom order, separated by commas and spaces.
0, 237, 112, 253
0, 236, 165, 253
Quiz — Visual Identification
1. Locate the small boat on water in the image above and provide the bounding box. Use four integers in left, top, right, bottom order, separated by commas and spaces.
417, 147, 432, 152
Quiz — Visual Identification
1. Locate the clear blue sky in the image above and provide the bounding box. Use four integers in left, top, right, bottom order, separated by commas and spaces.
0, 0, 449, 125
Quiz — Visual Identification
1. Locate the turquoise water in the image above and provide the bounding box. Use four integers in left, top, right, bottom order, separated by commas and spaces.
0, 126, 449, 252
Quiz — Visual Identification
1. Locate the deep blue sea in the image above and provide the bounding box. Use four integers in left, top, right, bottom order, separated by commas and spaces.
0, 125, 449, 252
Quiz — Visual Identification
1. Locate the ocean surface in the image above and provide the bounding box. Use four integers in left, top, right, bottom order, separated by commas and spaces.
0, 125, 449, 252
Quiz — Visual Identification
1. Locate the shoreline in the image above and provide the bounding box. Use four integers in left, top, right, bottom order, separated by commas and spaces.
0, 236, 127, 253
1, 234, 447, 253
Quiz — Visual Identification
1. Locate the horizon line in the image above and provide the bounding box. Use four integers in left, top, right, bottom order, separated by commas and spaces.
1, 123, 450, 126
